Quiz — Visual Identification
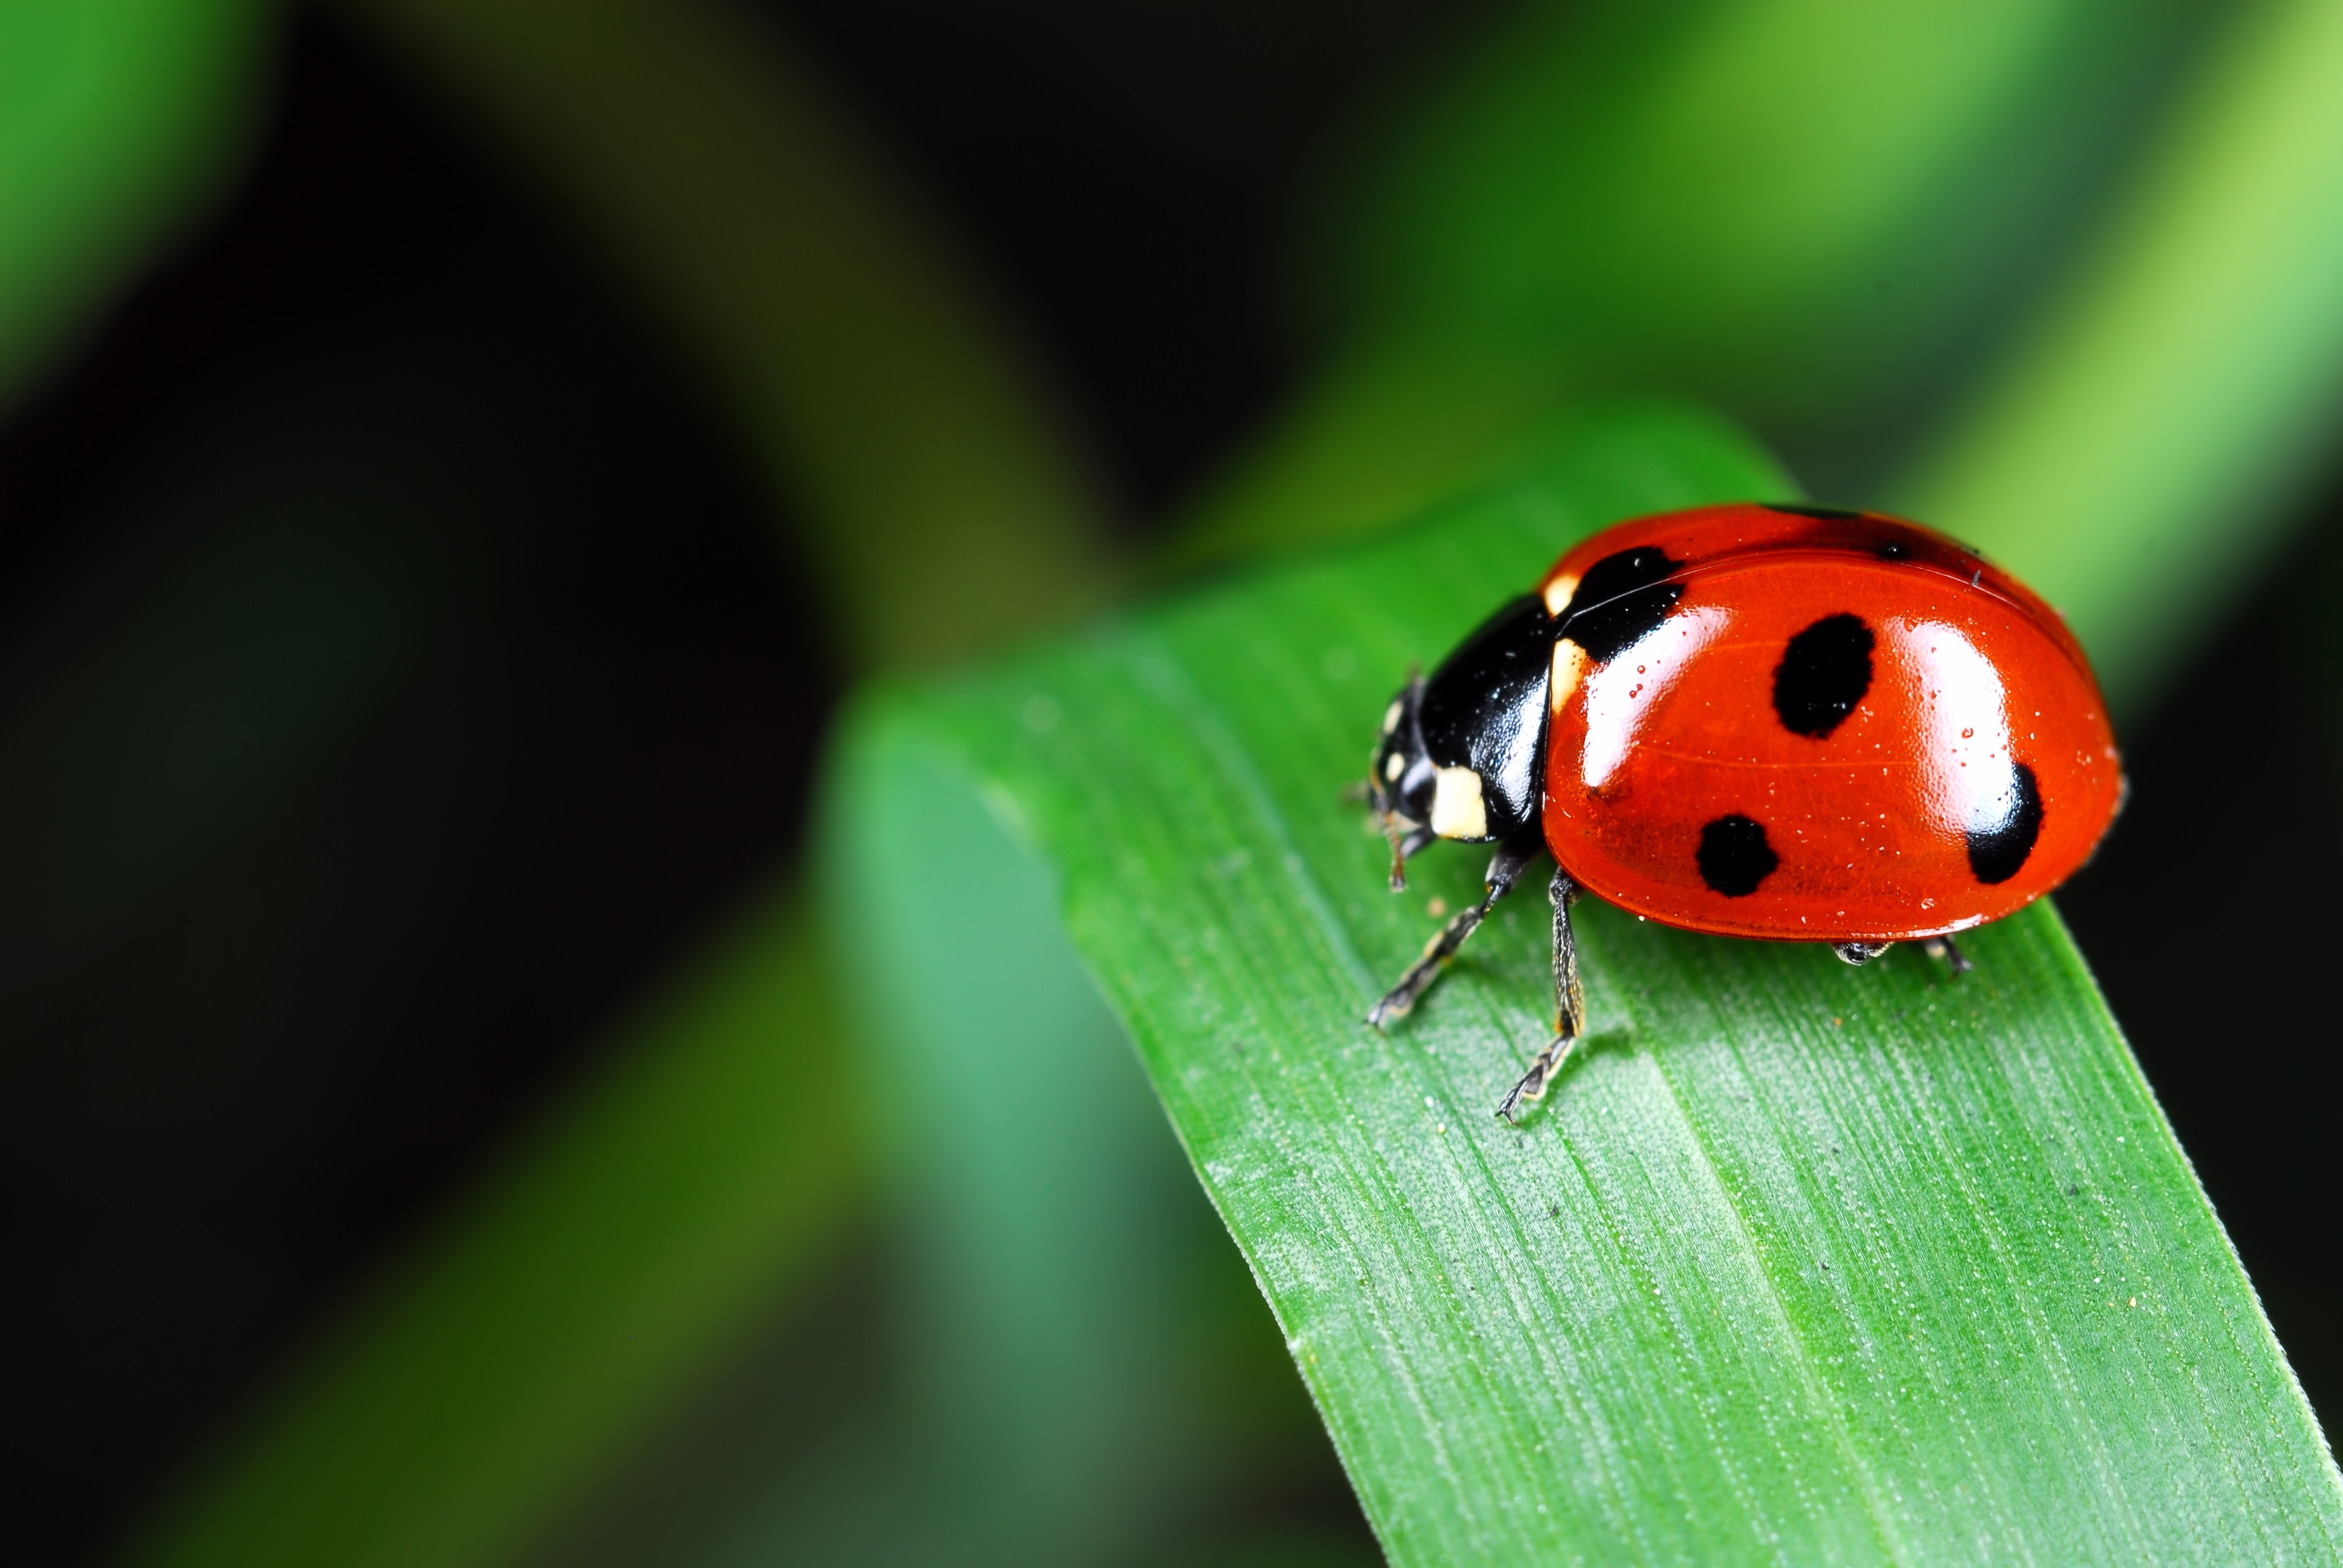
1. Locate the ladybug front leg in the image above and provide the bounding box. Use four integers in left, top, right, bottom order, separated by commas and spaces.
1497, 868, 1583, 1123
1365, 834, 1541, 1027
1381, 819, 1438, 892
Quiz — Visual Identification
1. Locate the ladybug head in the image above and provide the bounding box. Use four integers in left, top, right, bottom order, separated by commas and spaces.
1367, 675, 1440, 888
1369, 675, 1438, 823
1366, 594, 1556, 886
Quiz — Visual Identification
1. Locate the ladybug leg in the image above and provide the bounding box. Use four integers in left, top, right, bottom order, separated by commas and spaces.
1365, 834, 1539, 1027
1834, 941, 1891, 966
1497, 869, 1583, 1123
1921, 935, 1974, 976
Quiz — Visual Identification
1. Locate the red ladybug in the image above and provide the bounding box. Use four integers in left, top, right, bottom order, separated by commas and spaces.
1364, 503, 2123, 1122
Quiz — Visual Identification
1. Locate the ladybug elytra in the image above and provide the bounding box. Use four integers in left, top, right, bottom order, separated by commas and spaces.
1365, 503, 2123, 1121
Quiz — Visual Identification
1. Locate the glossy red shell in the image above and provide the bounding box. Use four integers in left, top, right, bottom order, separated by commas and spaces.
1537, 505, 2122, 943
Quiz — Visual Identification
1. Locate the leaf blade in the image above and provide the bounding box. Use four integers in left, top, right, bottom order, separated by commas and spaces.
842, 407, 2342, 1565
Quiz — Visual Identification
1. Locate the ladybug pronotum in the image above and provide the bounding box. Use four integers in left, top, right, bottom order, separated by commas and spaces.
1365, 503, 2123, 1122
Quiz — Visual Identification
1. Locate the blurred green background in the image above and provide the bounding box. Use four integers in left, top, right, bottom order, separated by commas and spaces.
5, 1, 2342, 1563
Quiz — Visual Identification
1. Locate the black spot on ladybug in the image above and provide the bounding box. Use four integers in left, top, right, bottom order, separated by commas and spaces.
1765, 503, 1863, 521
1876, 540, 1910, 561
1772, 613, 1875, 739
1968, 762, 2043, 884
1697, 814, 1780, 897
1558, 547, 1683, 664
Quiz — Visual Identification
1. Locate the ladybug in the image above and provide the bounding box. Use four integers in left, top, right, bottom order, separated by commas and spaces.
1365, 503, 2123, 1122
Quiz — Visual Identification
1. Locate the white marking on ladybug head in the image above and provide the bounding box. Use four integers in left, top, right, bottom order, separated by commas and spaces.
1384, 750, 1406, 782
1382, 699, 1404, 735
1430, 766, 1487, 840
1550, 639, 1589, 713
1543, 572, 1581, 618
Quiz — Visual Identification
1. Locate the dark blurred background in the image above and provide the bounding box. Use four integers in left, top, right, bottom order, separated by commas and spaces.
1, 7, 1426, 1561
4, 3, 2339, 1565
2, 21, 816, 1561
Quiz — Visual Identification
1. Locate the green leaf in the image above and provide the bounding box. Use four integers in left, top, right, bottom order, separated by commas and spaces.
831, 404, 2343, 1564
0, 0, 275, 411
780, 734, 1343, 1567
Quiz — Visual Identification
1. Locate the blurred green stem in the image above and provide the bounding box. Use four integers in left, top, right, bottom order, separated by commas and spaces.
333, 0, 1116, 667
1893, 0, 2343, 713
1176, 0, 2196, 576
128, 888, 856, 1568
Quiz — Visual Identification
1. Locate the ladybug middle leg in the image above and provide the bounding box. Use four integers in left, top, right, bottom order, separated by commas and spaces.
1921, 934, 1974, 975
1496, 868, 1585, 1124
1366, 833, 1541, 1027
